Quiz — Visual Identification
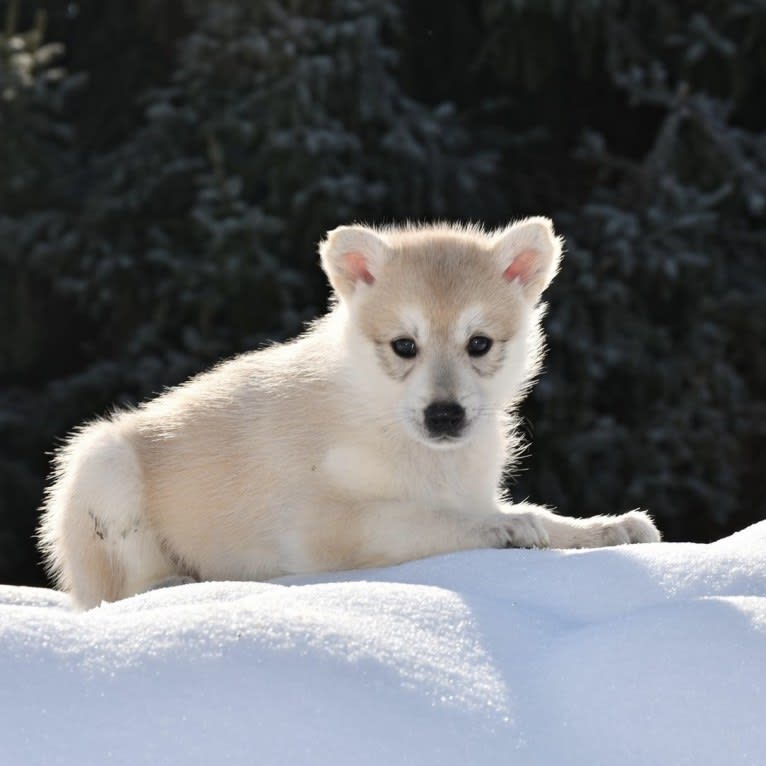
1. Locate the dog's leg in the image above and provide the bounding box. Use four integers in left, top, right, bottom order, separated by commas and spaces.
302, 500, 557, 571
302, 499, 659, 572
353, 501, 661, 561
502, 502, 661, 548
357, 501, 551, 562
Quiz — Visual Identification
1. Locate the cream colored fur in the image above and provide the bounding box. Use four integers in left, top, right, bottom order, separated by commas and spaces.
38, 219, 660, 608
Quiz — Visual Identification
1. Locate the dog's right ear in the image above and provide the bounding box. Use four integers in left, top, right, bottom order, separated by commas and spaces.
319, 225, 391, 301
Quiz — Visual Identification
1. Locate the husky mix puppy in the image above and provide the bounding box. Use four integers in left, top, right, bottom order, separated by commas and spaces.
39, 219, 660, 608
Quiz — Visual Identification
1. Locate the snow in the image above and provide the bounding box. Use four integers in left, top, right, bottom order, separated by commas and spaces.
2, 523, 765, 766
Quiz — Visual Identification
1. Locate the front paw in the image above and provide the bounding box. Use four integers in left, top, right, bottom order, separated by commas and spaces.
601, 510, 661, 545
482, 512, 550, 550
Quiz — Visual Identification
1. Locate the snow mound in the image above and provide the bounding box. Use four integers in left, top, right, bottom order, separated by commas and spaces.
2, 522, 765, 766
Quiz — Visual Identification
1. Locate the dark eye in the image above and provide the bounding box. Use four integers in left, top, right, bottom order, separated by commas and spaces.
467, 335, 493, 357
391, 337, 417, 359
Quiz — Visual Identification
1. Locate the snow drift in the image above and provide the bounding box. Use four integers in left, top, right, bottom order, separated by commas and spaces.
1, 522, 765, 766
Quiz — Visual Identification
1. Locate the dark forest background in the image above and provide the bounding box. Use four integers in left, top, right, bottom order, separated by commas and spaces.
1, 0, 764, 587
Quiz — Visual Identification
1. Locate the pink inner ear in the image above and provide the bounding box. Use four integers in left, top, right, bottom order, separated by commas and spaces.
342, 251, 375, 285
503, 249, 538, 284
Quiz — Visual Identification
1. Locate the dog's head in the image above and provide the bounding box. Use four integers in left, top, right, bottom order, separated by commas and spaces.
320, 220, 563, 449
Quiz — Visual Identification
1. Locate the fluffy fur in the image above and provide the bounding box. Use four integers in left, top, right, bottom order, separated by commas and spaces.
38, 218, 660, 608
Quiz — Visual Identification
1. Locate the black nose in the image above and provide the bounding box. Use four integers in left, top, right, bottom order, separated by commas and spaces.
424, 401, 466, 437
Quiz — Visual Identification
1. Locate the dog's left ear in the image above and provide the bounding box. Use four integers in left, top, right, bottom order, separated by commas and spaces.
320, 225, 391, 302
492, 217, 563, 303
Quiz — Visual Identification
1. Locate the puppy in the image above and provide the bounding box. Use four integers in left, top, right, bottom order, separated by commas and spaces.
38, 218, 660, 608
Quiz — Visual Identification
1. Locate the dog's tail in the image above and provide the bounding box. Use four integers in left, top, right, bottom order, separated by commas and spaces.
38, 419, 171, 609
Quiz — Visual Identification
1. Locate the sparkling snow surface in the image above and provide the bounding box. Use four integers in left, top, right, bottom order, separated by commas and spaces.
1, 522, 765, 765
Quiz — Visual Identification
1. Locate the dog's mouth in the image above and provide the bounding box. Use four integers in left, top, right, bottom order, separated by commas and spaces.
426, 432, 468, 449
411, 419, 475, 450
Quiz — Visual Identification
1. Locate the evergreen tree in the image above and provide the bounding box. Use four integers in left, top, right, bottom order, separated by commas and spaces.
62, 0, 498, 369
0, 3, 83, 583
